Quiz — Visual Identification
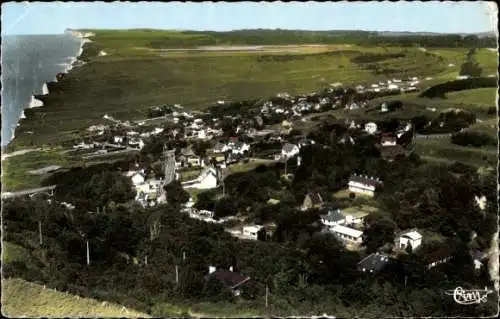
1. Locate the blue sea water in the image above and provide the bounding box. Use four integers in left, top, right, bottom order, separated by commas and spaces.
1, 34, 82, 147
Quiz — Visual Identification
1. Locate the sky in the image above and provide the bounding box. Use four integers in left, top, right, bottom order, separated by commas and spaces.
1, 1, 498, 35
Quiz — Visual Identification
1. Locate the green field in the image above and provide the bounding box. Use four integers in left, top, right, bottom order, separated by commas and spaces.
1, 149, 70, 191
445, 88, 497, 107
415, 138, 497, 167
2, 278, 149, 318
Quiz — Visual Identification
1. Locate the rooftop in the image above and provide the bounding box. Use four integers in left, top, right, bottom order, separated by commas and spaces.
211, 269, 251, 289
321, 209, 345, 222
399, 230, 423, 241
331, 225, 363, 238
358, 253, 391, 273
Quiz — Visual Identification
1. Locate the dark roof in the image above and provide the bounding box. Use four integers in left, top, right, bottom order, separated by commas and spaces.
307, 192, 324, 205
423, 246, 454, 264
349, 174, 382, 187
211, 270, 250, 289
321, 209, 345, 222
357, 253, 391, 273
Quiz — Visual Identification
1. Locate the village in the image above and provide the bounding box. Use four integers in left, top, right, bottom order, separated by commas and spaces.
47, 72, 490, 295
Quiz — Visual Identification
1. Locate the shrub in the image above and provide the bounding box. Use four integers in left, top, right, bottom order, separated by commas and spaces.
451, 131, 497, 147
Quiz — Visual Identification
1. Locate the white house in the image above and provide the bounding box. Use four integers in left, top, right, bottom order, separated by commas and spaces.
380, 103, 389, 113
281, 143, 300, 158
348, 174, 382, 197
388, 84, 400, 91
242, 225, 263, 240
343, 211, 369, 225
331, 225, 363, 244
320, 209, 346, 227
396, 229, 423, 251
113, 136, 124, 144
130, 171, 146, 186
182, 167, 219, 190
129, 138, 145, 150
364, 122, 378, 135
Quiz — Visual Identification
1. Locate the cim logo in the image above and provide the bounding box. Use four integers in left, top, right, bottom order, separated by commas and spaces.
445, 287, 494, 305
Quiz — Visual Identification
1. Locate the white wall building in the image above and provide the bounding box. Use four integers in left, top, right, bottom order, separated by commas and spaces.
331, 225, 363, 243
182, 167, 219, 190
348, 174, 382, 197
396, 230, 423, 251
242, 225, 263, 240
281, 143, 300, 158
364, 122, 378, 135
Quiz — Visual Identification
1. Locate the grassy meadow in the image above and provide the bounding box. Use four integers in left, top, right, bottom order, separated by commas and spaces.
2, 278, 149, 318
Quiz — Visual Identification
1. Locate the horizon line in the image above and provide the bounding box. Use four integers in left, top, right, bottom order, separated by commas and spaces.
3, 27, 497, 36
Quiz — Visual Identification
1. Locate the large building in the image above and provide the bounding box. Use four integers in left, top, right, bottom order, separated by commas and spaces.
348, 174, 382, 197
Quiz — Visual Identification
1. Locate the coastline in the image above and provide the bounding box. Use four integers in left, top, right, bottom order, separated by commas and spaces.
5, 32, 92, 152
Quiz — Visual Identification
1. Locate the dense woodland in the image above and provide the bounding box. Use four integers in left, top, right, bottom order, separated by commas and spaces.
4, 117, 498, 316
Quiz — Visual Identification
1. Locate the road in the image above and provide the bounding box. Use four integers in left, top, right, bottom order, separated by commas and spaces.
2, 185, 56, 199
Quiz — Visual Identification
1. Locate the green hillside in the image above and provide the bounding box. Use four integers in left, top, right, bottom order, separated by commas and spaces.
2, 278, 150, 318
13, 30, 468, 148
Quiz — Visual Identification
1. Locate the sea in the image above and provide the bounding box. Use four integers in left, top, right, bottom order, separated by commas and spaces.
1, 34, 82, 147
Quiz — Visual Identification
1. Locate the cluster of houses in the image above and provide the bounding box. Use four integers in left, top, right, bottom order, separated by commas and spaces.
355, 76, 422, 95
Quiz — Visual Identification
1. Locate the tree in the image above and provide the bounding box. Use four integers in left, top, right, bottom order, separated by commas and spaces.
164, 181, 190, 208
362, 214, 396, 253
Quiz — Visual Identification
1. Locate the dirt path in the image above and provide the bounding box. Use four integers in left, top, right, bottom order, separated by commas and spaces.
1, 148, 42, 161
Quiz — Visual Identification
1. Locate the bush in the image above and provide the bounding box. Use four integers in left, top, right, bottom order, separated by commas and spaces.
451, 131, 497, 147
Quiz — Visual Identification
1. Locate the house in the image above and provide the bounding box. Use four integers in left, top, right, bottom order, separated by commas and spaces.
380, 133, 397, 146
424, 247, 454, 269
281, 143, 300, 159
343, 209, 369, 225
297, 138, 315, 149
380, 103, 389, 113
364, 122, 378, 135
388, 84, 400, 91
182, 167, 219, 190
113, 136, 125, 144
301, 192, 325, 211
128, 138, 145, 150
242, 225, 263, 240
395, 229, 423, 251
180, 147, 203, 167
130, 171, 146, 186
357, 253, 391, 274
331, 225, 363, 243
207, 267, 251, 297
321, 208, 346, 227
355, 85, 365, 92
348, 174, 382, 197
